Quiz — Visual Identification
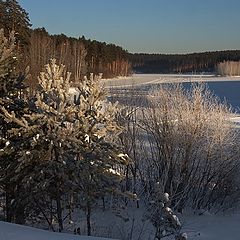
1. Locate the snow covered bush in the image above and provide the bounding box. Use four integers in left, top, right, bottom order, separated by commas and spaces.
141, 84, 240, 211
142, 85, 240, 211
114, 83, 240, 213
148, 182, 186, 239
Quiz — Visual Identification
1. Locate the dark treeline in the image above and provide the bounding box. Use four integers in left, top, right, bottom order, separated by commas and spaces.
129, 50, 240, 73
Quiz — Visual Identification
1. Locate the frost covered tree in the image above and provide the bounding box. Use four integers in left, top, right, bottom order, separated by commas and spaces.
67, 72, 129, 235
1, 57, 128, 232
149, 182, 187, 240
0, 29, 19, 95
0, 28, 29, 223
115, 83, 240, 214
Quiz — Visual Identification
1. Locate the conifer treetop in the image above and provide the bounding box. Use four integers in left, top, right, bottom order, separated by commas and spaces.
38, 58, 71, 101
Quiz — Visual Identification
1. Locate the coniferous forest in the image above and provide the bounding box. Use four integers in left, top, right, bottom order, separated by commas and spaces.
130, 51, 240, 74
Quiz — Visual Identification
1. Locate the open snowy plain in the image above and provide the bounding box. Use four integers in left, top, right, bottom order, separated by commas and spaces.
0, 221, 112, 240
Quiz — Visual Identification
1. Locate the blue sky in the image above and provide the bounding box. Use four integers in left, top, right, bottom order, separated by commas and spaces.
18, 0, 240, 54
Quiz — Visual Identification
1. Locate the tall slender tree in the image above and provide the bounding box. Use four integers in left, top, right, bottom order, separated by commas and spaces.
0, 0, 31, 46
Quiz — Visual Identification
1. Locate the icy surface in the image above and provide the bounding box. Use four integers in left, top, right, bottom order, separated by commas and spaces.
101, 73, 240, 88
103, 73, 240, 118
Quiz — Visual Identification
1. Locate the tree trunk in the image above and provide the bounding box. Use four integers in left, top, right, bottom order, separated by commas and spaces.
56, 197, 63, 232
86, 201, 91, 236
5, 184, 14, 222
102, 197, 105, 211
15, 203, 25, 224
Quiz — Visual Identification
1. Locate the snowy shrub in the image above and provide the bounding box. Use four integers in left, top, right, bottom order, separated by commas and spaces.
141, 84, 240, 211
115, 83, 240, 212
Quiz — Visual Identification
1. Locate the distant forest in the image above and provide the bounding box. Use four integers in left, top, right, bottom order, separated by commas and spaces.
129, 51, 240, 74
27, 28, 131, 88
26, 28, 131, 89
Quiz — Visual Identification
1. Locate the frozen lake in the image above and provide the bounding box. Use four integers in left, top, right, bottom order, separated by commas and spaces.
102, 74, 240, 112
183, 81, 240, 112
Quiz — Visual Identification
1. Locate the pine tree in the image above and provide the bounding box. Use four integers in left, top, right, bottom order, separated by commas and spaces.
1, 57, 129, 232
0, 0, 31, 46
0, 29, 17, 94
0, 28, 29, 223
70, 72, 129, 235
149, 182, 187, 240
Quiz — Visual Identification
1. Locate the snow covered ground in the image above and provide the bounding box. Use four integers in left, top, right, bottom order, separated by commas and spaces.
182, 211, 240, 240
0, 221, 113, 240
2, 211, 240, 240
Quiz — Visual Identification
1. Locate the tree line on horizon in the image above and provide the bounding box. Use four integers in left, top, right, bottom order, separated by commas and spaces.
217, 61, 240, 76
129, 50, 240, 74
